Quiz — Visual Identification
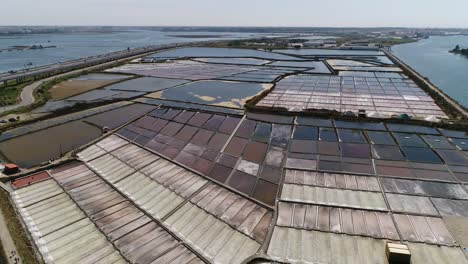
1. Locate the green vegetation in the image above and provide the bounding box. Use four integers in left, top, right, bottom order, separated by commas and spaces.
0, 71, 85, 108
450, 45, 468, 56
335, 36, 354, 47
0, 58, 129, 118
0, 189, 40, 264
288, 38, 309, 43
370, 37, 417, 46
226, 40, 244, 47
336, 35, 417, 47
204, 38, 290, 50
0, 83, 30, 107
0, 74, 79, 118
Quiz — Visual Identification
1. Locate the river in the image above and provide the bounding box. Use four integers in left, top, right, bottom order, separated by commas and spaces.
392, 35, 468, 107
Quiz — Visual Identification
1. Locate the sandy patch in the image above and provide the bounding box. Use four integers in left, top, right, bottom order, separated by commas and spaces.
49, 80, 118, 100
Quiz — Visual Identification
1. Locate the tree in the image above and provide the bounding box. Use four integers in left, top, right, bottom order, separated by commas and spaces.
453, 45, 461, 51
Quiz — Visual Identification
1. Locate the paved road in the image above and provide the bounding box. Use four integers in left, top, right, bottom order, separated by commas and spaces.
0, 82, 40, 113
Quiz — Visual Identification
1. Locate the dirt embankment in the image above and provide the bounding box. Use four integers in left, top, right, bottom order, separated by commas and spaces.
49, 80, 118, 100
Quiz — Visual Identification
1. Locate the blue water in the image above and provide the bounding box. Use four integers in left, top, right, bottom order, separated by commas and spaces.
393, 36, 468, 107
0, 30, 256, 73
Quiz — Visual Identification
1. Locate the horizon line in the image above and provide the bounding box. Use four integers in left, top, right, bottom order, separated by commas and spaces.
1, 25, 468, 30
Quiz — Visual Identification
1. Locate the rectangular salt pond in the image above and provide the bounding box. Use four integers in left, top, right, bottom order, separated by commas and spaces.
272, 48, 385, 56
366, 131, 396, 145
49, 80, 119, 101
105, 77, 189, 93
194, 58, 270, 66
146, 47, 302, 61
256, 74, 448, 119
84, 103, 156, 129
66, 89, 144, 102
107, 61, 254, 81
337, 129, 367, 143
319, 127, 338, 142
268, 61, 331, 74
73, 73, 131, 81
332, 66, 403, 72
400, 147, 443, 164
0, 120, 102, 168
327, 59, 377, 67
147, 80, 272, 109
393, 133, 428, 147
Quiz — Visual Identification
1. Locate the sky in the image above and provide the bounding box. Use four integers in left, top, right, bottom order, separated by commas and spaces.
2, 0, 468, 28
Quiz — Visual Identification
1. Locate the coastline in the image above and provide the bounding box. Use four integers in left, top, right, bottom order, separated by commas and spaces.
449, 49, 468, 57
392, 35, 468, 108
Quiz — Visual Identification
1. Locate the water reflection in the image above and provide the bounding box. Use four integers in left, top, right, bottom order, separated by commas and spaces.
147, 80, 271, 109
0, 121, 101, 168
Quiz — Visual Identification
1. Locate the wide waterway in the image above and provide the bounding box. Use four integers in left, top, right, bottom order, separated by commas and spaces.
0, 30, 257, 73
393, 35, 468, 107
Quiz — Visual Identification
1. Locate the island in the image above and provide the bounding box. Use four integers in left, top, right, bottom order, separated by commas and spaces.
450, 45, 468, 57
0, 44, 56, 53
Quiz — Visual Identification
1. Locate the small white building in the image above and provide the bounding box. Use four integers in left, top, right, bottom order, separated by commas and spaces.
289, 43, 304, 49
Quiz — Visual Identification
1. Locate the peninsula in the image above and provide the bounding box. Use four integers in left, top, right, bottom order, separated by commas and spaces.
450, 44, 468, 56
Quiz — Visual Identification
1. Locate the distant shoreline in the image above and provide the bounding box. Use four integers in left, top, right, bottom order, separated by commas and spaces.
449, 45, 468, 57
450, 50, 468, 56
166, 34, 230, 38
0, 45, 56, 53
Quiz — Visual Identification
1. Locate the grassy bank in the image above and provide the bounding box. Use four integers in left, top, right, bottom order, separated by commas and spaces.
0, 59, 129, 118
0, 189, 40, 264
203, 40, 288, 50
0, 73, 81, 119
0, 82, 31, 107
450, 45, 468, 57
372, 37, 417, 46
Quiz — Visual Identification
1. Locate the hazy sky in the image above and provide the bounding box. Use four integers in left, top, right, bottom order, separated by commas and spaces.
2, 0, 468, 28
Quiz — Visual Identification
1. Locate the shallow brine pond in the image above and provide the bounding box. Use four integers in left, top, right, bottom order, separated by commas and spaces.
73, 73, 131, 81
0, 120, 101, 168
147, 80, 272, 108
